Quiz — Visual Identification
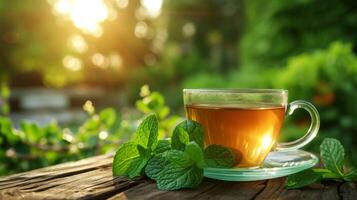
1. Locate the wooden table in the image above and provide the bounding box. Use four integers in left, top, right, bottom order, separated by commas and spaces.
0, 154, 356, 200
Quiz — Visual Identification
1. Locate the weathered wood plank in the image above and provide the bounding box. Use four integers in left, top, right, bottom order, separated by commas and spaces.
107, 179, 265, 200
0, 154, 112, 182
194, 180, 266, 200
255, 178, 285, 200
107, 179, 219, 200
339, 182, 357, 200
0, 154, 113, 191
0, 166, 142, 199
0, 153, 355, 200
0, 154, 131, 200
254, 178, 343, 200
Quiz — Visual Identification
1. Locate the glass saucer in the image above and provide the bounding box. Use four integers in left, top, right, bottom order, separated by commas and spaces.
204, 150, 318, 181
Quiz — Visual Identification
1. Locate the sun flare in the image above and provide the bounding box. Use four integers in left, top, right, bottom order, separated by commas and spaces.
53, 0, 109, 37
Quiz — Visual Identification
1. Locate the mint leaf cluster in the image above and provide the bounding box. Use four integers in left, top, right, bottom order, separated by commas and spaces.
112, 114, 236, 190
286, 138, 357, 189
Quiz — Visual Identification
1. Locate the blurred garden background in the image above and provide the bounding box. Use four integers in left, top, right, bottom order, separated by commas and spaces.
1, 0, 357, 176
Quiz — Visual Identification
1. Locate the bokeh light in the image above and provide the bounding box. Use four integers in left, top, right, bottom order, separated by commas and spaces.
116, 0, 129, 9
182, 23, 196, 38
140, 0, 163, 18
99, 130, 108, 140
92, 53, 107, 69
108, 53, 123, 70
68, 34, 88, 53
62, 55, 82, 71
135, 21, 148, 38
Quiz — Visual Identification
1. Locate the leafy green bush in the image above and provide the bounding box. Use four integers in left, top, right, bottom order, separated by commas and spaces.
0, 85, 180, 176
240, 0, 357, 68
135, 85, 181, 138
276, 42, 357, 165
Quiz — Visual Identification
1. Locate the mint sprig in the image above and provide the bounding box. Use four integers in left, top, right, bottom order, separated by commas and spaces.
285, 138, 357, 189
112, 114, 236, 190
112, 114, 158, 178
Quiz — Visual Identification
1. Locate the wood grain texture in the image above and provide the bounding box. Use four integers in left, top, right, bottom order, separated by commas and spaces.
340, 182, 357, 200
0, 154, 356, 200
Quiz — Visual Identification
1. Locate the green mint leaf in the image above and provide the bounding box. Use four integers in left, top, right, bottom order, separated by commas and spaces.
285, 169, 321, 189
204, 145, 236, 168
185, 142, 205, 168
137, 145, 150, 157
154, 139, 171, 154
112, 142, 150, 178
171, 127, 189, 150
145, 150, 203, 190
145, 152, 172, 180
134, 114, 159, 150
155, 164, 202, 190
344, 168, 357, 181
172, 120, 204, 151
320, 138, 345, 176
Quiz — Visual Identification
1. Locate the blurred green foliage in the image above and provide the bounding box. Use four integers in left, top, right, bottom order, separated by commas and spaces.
0, 86, 180, 176
0, 0, 150, 87
0, 105, 123, 175
240, 0, 357, 68
0, 84, 10, 115
276, 42, 357, 165
135, 85, 181, 138
0, 1, 82, 87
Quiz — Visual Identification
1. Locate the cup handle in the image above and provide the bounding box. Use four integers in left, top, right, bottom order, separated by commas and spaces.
275, 100, 320, 151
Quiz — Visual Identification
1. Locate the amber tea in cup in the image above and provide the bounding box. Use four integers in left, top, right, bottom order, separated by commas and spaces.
183, 89, 320, 168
